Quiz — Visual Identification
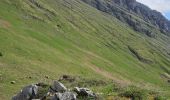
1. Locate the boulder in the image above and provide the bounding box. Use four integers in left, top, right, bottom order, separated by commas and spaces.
74, 87, 96, 98
49, 81, 67, 93
51, 93, 62, 100
12, 84, 39, 100
61, 92, 76, 100
51, 92, 76, 100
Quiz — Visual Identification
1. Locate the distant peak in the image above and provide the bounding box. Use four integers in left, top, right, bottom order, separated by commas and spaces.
82, 0, 170, 36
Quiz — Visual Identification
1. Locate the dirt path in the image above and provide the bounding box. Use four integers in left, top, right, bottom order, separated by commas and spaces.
84, 62, 131, 86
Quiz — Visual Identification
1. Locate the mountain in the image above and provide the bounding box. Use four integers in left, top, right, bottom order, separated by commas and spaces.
0, 0, 170, 99
82, 0, 170, 36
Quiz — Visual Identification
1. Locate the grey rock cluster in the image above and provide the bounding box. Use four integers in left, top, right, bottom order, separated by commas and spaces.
12, 81, 96, 100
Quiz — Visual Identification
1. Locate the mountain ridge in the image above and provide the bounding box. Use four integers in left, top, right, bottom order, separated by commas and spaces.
82, 0, 170, 36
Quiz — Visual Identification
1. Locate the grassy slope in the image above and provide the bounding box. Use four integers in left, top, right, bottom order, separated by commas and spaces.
0, 0, 170, 99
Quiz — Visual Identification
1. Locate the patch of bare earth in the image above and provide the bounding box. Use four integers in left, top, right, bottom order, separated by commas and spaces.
0, 19, 11, 28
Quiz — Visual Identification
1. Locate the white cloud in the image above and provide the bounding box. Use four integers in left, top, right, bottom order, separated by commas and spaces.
137, 0, 170, 14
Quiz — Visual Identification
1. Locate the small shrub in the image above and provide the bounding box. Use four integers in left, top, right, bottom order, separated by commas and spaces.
112, 84, 123, 92
0, 52, 2, 57
120, 86, 148, 100
35, 83, 50, 99
154, 95, 167, 100
122, 90, 146, 100
59, 75, 76, 82
81, 79, 106, 87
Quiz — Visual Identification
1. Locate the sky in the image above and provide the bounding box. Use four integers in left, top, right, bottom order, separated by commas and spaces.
137, 0, 170, 20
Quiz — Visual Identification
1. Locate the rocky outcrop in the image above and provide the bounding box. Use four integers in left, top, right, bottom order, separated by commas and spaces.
82, 0, 170, 36
12, 81, 96, 100
112, 0, 170, 33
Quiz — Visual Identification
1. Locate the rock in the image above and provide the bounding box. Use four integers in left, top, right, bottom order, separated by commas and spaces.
49, 81, 67, 93
74, 87, 96, 98
32, 99, 40, 100
11, 81, 16, 84
51, 93, 62, 100
146, 31, 155, 37
12, 84, 39, 100
61, 92, 76, 100
12, 80, 96, 100
51, 92, 76, 100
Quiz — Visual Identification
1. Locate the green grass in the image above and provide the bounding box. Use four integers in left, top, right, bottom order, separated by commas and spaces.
0, 0, 170, 99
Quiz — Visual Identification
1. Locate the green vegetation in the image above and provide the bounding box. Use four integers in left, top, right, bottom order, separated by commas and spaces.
120, 86, 148, 100
154, 96, 168, 100
0, 52, 2, 57
0, 0, 170, 99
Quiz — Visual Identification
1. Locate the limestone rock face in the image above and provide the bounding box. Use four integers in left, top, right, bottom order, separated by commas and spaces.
81, 0, 170, 36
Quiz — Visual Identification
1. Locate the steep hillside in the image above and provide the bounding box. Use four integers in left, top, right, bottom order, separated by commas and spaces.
0, 0, 170, 99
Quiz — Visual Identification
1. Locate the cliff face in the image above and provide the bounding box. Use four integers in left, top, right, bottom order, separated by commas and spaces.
82, 0, 170, 36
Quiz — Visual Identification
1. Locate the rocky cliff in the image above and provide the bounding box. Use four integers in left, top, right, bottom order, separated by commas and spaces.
82, 0, 170, 36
